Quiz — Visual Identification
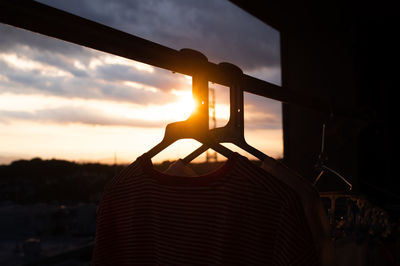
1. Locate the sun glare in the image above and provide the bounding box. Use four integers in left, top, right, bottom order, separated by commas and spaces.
171, 89, 196, 120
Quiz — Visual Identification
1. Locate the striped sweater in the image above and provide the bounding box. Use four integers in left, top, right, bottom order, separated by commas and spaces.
92, 152, 319, 265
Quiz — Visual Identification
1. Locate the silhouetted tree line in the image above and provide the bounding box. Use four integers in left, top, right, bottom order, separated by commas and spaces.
0, 158, 124, 204
0, 157, 262, 204
0, 157, 233, 204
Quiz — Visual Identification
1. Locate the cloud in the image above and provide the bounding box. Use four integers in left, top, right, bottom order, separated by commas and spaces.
0, 1, 282, 131
94, 63, 189, 93
0, 103, 281, 130
244, 114, 282, 130
243, 93, 282, 130
0, 22, 90, 54
0, 1, 283, 163
36, 0, 280, 72
0, 45, 183, 104
0, 90, 281, 130
0, 107, 166, 128
0, 73, 178, 105
1, 0, 281, 100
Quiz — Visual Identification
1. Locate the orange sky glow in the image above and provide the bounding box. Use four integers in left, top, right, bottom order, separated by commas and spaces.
0, 1, 282, 165
0, 44, 282, 165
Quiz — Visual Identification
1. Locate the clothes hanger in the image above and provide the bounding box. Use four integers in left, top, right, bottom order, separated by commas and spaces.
145, 49, 234, 159
182, 62, 267, 164
313, 123, 353, 190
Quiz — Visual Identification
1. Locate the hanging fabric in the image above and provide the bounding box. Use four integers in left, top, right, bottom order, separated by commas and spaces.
92, 152, 319, 265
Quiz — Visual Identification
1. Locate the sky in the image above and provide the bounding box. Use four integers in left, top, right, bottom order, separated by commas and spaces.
0, 0, 282, 164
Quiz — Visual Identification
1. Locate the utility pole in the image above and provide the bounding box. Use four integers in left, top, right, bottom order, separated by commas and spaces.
113, 151, 118, 175
206, 88, 218, 162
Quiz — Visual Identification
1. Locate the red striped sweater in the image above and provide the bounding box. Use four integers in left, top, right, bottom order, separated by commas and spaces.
92, 153, 319, 265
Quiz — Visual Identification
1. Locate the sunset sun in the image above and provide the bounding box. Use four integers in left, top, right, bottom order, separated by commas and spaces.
171, 89, 196, 120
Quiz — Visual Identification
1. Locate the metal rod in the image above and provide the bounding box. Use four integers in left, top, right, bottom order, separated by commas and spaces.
320, 123, 326, 155
0, 0, 357, 118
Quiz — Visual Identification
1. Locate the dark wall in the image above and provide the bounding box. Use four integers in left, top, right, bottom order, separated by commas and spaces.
230, 1, 398, 212
351, 16, 397, 208
280, 6, 361, 191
